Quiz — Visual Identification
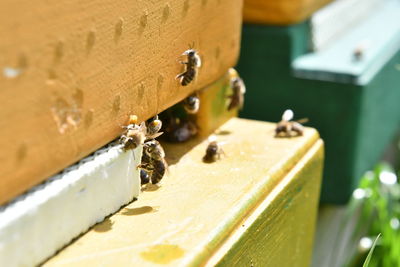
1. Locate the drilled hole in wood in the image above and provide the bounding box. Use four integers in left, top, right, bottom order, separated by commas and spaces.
182, 0, 189, 17
161, 4, 170, 23
138, 11, 148, 35
84, 109, 94, 128
114, 18, 124, 43
86, 30, 96, 54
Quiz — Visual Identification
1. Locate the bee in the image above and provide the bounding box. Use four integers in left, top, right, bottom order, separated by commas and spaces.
275, 109, 308, 137
353, 47, 363, 61
227, 77, 246, 111
353, 40, 370, 62
203, 136, 224, 163
140, 169, 150, 185
120, 115, 147, 150
176, 47, 201, 86
183, 93, 200, 114
165, 117, 198, 143
146, 115, 163, 137
138, 140, 167, 184
120, 114, 163, 151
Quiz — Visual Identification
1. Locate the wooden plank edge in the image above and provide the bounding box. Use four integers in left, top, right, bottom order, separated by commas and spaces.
204, 139, 324, 266
177, 130, 321, 266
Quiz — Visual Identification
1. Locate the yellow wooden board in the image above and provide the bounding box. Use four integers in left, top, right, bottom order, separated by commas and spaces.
44, 118, 323, 266
243, 0, 333, 25
0, 0, 243, 205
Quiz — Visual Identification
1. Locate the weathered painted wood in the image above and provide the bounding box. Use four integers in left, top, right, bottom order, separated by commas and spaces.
0, 0, 243, 205
243, 0, 332, 25
196, 68, 239, 138
294, 0, 400, 85
43, 118, 323, 266
311, 0, 381, 51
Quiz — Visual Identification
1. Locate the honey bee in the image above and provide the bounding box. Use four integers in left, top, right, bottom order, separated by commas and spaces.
183, 93, 200, 114
165, 117, 198, 142
140, 169, 150, 185
146, 115, 163, 138
353, 40, 370, 62
176, 47, 201, 86
120, 115, 147, 150
120, 114, 163, 151
203, 137, 224, 163
227, 77, 246, 111
138, 140, 167, 184
275, 109, 308, 137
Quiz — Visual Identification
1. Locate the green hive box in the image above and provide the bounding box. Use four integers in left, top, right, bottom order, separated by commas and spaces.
237, 1, 400, 204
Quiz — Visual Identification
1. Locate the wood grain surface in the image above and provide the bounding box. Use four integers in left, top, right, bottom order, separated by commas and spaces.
43, 118, 323, 266
243, 0, 332, 25
0, 0, 243, 205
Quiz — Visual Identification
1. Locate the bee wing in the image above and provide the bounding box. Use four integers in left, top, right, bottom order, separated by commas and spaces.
282, 109, 294, 121
296, 118, 309, 124
196, 54, 202, 67
146, 132, 164, 140
139, 121, 147, 131
175, 72, 185, 80
208, 135, 217, 143
218, 140, 228, 146
240, 79, 246, 94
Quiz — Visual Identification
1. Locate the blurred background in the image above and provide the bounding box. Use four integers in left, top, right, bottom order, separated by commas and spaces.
238, 0, 400, 266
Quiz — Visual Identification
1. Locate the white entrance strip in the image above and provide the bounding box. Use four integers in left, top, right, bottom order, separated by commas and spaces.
0, 143, 142, 267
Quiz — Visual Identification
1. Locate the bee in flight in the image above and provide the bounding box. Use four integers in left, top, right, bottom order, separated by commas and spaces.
227, 76, 246, 111
275, 109, 308, 137
138, 140, 167, 184
203, 136, 224, 163
176, 44, 201, 86
182, 93, 200, 114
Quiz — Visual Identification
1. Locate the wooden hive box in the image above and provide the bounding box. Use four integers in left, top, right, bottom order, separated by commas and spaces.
43, 117, 324, 267
0, 69, 325, 267
243, 0, 333, 25
0, 0, 243, 205
0, 70, 238, 266
237, 1, 400, 204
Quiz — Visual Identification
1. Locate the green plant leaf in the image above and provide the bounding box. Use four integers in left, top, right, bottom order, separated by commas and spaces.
363, 233, 381, 267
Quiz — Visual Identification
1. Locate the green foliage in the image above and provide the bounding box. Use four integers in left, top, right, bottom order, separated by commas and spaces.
351, 163, 400, 267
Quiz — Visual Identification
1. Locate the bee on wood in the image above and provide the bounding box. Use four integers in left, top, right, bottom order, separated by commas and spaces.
203, 136, 224, 163
138, 140, 167, 184
353, 41, 370, 62
275, 109, 308, 137
146, 115, 163, 138
183, 93, 200, 114
227, 77, 246, 111
120, 114, 163, 151
120, 115, 147, 150
176, 46, 201, 86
